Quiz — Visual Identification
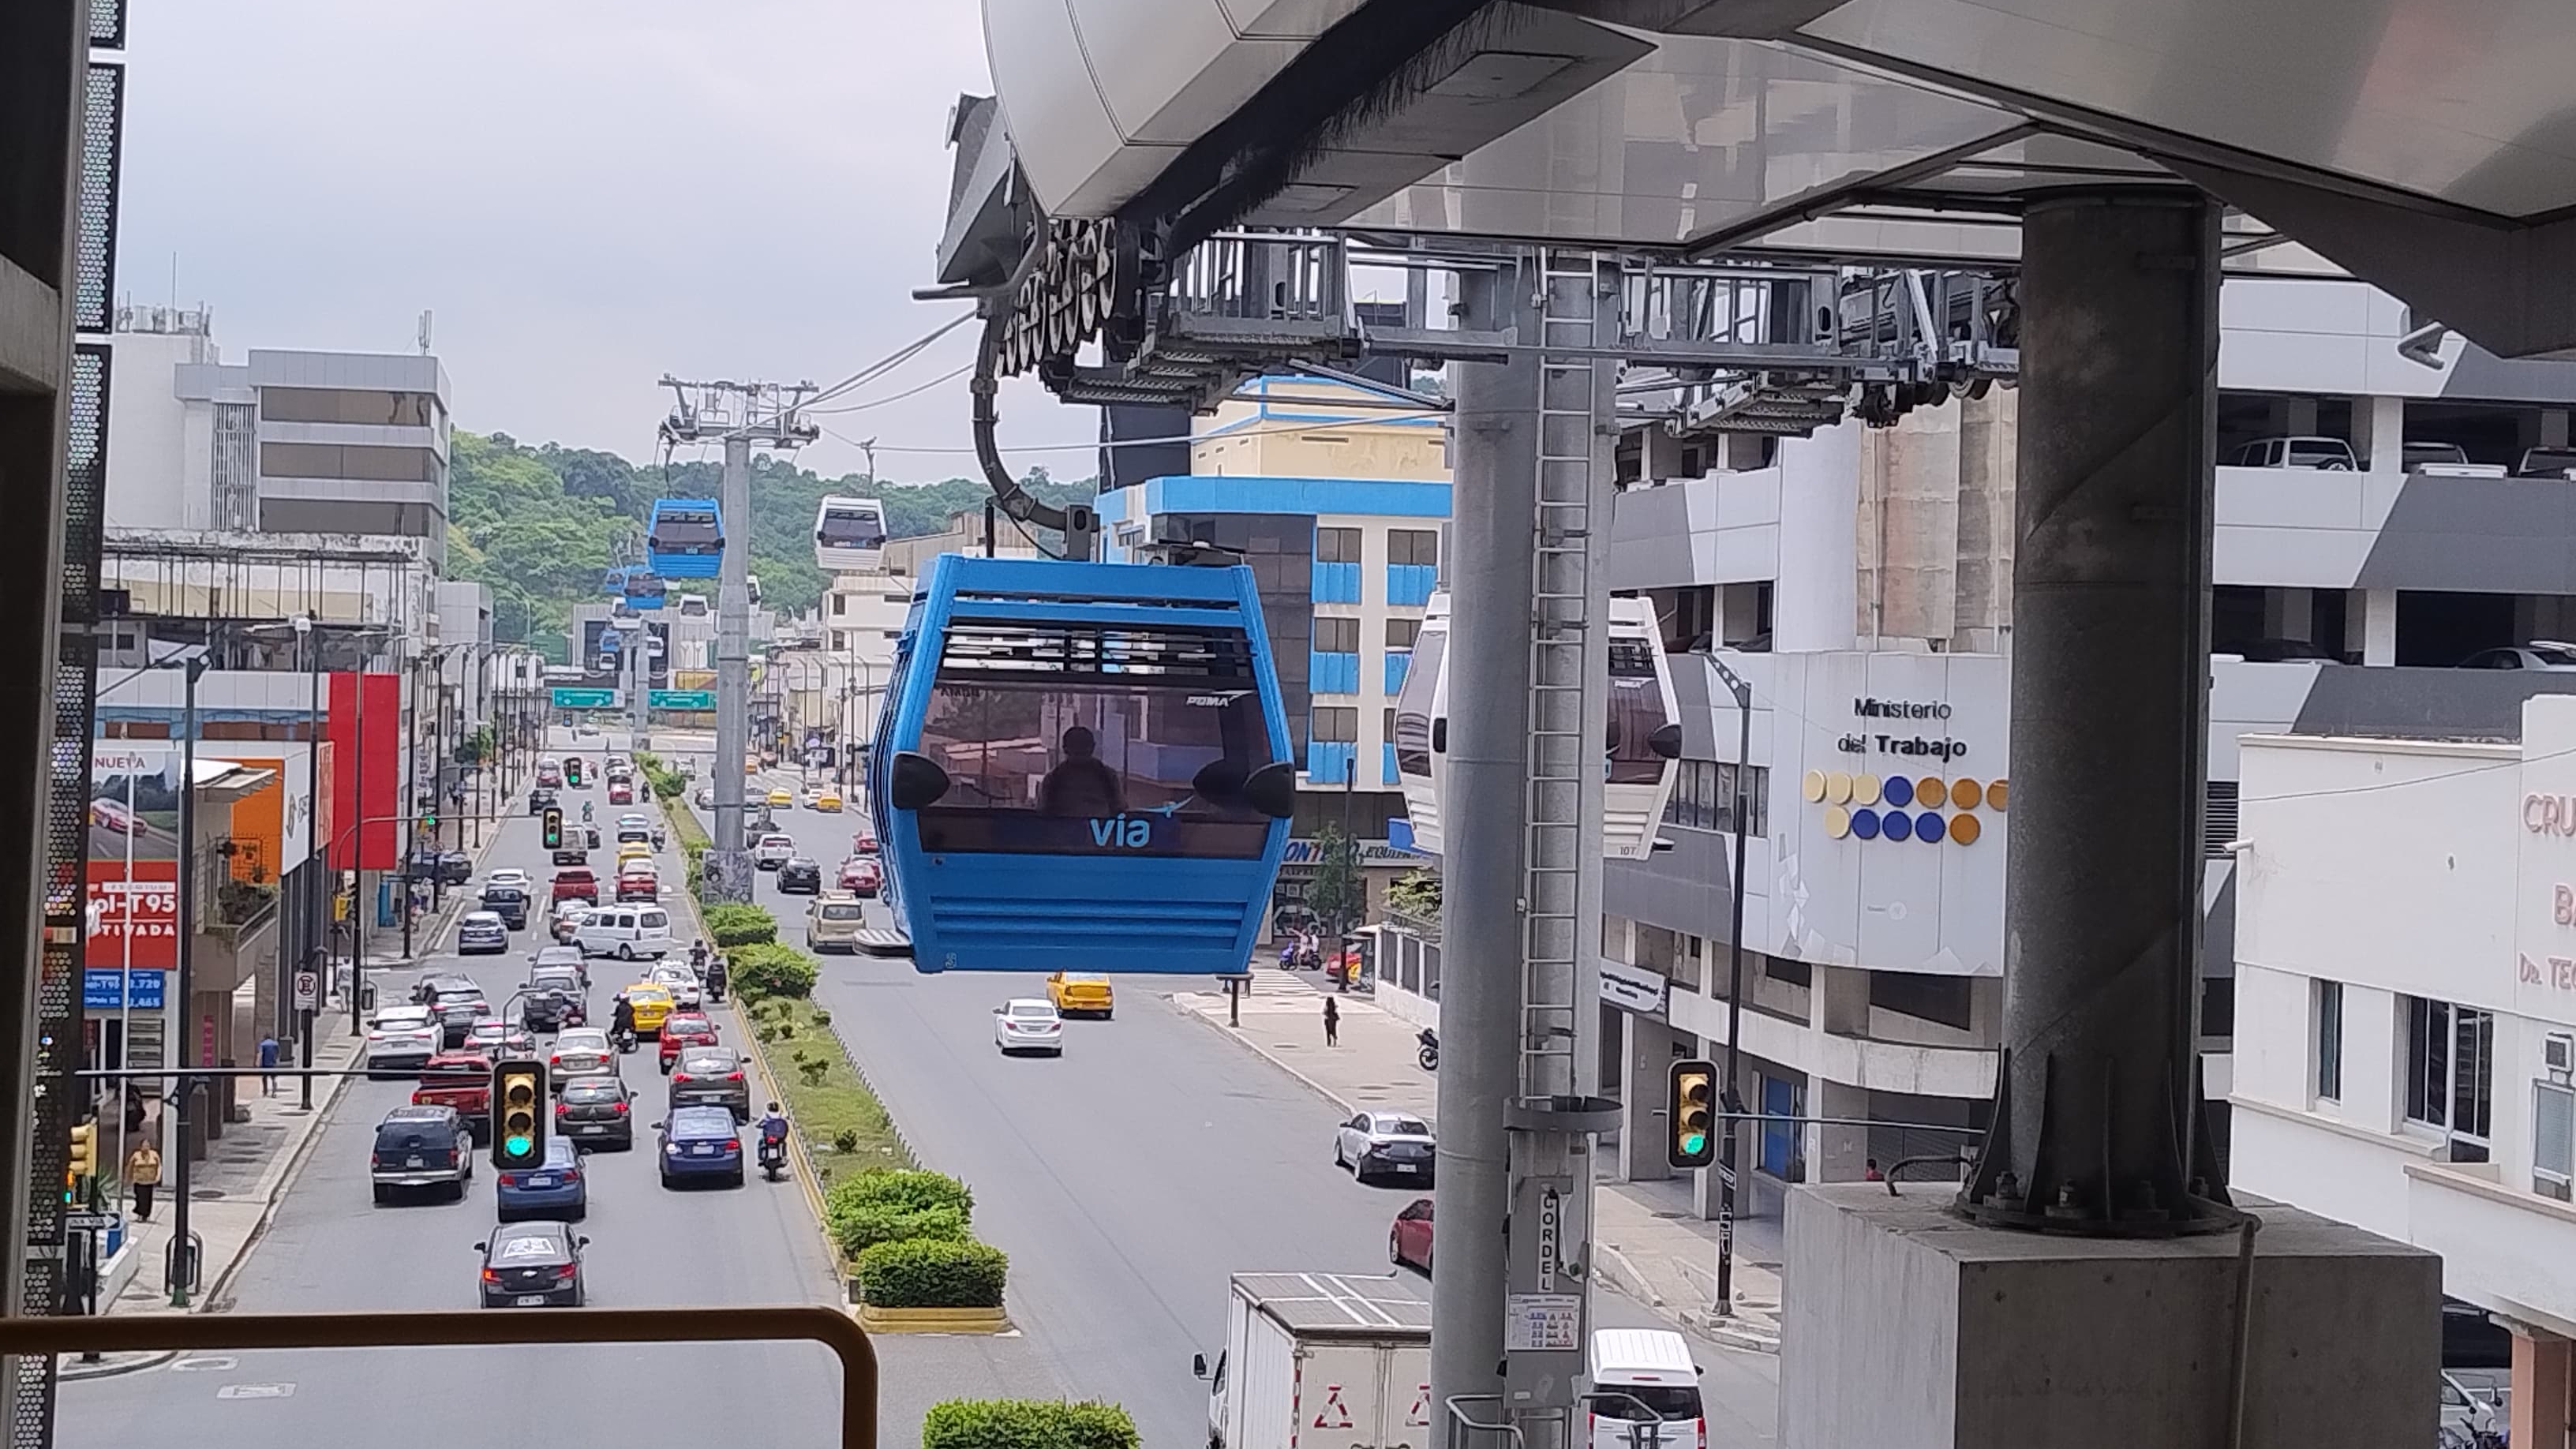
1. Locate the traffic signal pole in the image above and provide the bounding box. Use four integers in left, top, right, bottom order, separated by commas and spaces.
1709, 656, 1754, 1317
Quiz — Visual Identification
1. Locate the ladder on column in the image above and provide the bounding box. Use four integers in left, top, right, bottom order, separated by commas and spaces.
1518, 250, 1609, 1105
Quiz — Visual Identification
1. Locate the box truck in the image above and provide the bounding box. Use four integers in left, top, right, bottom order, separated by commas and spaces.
1193, 1271, 1432, 1449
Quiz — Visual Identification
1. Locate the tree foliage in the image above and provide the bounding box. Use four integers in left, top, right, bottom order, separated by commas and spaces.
446, 431, 1094, 649
1309, 822, 1365, 934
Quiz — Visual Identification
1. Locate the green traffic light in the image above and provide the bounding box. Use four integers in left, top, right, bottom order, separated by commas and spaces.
1679, 1132, 1707, 1156
504, 1135, 532, 1157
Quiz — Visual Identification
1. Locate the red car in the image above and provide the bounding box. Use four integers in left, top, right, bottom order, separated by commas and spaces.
413, 1051, 496, 1144
608, 781, 634, 806
837, 856, 882, 897
850, 830, 879, 856
1389, 1197, 1432, 1273
551, 867, 599, 905
657, 1011, 719, 1073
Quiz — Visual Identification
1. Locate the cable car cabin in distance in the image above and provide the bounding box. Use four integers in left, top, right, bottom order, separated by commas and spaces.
815, 496, 889, 571
646, 499, 724, 578
873, 555, 1295, 975
619, 567, 668, 611
1394, 590, 1682, 860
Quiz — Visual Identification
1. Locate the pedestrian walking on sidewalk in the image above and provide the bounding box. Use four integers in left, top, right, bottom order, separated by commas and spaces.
1863, 1157, 1885, 1182
125, 1139, 161, 1221
258, 1034, 280, 1095
1322, 995, 1340, 1047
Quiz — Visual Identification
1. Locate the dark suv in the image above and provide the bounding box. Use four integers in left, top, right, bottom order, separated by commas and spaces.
480, 883, 530, 930
371, 1105, 474, 1203
527, 786, 558, 817
430, 987, 487, 1050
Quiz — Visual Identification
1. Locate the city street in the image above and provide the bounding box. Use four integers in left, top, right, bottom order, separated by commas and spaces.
58, 732, 849, 1449
684, 752, 1784, 1448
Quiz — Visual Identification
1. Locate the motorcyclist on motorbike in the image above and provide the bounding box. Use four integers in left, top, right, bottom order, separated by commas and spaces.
689, 938, 710, 973
582, 800, 593, 823
705, 951, 728, 1002
608, 993, 636, 1051
757, 1102, 790, 1178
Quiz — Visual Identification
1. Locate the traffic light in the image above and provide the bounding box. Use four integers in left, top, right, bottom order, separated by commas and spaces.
1668, 1058, 1718, 1170
491, 1060, 548, 1170
67, 1121, 94, 1178
541, 807, 563, 852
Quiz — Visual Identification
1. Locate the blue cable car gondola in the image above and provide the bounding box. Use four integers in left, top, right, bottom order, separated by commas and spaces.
871, 554, 1297, 975
646, 499, 724, 578
616, 565, 668, 611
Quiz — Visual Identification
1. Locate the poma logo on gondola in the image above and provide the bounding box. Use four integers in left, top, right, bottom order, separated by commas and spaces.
1090, 816, 1153, 849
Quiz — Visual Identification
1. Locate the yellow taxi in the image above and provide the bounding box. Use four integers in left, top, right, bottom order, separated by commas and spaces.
814, 791, 844, 813
616, 841, 653, 865
620, 983, 675, 1035
766, 787, 794, 807
1046, 972, 1114, 1020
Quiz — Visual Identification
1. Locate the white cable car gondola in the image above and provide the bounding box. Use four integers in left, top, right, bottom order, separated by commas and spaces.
814, 496, 889, 571
1392, 590, 1681, 859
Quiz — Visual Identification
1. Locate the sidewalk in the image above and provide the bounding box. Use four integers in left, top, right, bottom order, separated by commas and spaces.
1169, 971, 1785, 1353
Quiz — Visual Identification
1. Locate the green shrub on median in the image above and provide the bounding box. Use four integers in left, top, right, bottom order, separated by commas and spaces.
855, 1237, 1008, 1309
728, 942, 818, 999
828, 1167, 973, 1219
701, 902, 778, 948
920, 1400, 1138, 1449
830, 1201, 968, 1260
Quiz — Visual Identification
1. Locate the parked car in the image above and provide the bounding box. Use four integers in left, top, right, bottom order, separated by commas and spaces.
807, 893, 866, 953
993, 998, 1065, 1057
654, 1104, 745, 1189
496, 1136, 589, 1222
475, 1219, 586, 1308
667, 1046, 751, 1120
2458, 642, 2576, 671
2227, 435, 2356, 469
554, 1075, 635, 1148
1334, 1111, 1437, 1186
1389, 1197, 1433, 1272
458, 911, 510, 955
2518, 446, 2576, 479
776, 857, 822, 894
372, 1104, 474, 1203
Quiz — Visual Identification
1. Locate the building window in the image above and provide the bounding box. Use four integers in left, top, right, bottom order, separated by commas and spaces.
2312, 979, 2342, 1102
1315, 616, 1361, 653
1662, 759, 1768, 836
1870, 972, 1974, 1032
2537, 1080, 2575, 1202
2405, 996, 2495, 1159
1387, 529, 1439, 567
1385, 618, 1419, 649
831, 594, 847, 616
1316, 527, 1363, 564
1312, 706, 1358, 743
1762, 956, 1810, 988
260, 386, 440, 427
1382, 707, 1395, 743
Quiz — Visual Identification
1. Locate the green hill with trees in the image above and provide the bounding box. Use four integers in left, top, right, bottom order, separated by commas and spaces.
447, 431, 1092, 650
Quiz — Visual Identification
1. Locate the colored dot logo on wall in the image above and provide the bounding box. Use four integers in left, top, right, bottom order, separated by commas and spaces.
1814, 771, 2005, 844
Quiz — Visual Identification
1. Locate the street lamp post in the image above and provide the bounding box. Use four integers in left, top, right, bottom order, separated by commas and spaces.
1708, 654, 1754, 1317
167, 650, 208, 1308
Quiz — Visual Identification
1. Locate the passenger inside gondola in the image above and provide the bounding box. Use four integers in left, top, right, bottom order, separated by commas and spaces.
1039, 725, 1124, 817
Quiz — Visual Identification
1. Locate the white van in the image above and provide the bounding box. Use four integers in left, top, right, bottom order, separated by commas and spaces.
573, 904, 674, 962
1587, 1328, 1704, 1449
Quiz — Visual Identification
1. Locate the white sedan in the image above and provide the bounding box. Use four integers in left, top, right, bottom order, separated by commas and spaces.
992, 999, 1064, 1057
549, 1028, 619, 1091
485, 867, 531, 891
648, 963, 703, 1009
1333, 1111, 1439, 1186
365, 1006, 441, 1077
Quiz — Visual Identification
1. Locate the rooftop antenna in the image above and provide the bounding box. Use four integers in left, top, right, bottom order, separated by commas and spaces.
417, 309, 433, 356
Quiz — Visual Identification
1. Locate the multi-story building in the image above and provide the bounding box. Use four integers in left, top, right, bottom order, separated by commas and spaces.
107, 306, 451, 558
1368, 268, 2576, 1235
1101, 373, 1450, 937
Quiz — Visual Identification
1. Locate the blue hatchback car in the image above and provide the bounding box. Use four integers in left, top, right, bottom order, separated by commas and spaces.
656, 1104, 743, 1189
495, 1137, 587, 1221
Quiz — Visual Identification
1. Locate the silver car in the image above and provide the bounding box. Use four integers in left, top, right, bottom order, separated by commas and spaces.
549, 1027, 620, 1092
458, 911, 509, 955
1334, 1111, 1437, 1186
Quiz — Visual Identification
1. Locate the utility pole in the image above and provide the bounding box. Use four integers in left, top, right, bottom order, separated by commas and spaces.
1706, 654, 1754, 1315
658, 379, 817, 902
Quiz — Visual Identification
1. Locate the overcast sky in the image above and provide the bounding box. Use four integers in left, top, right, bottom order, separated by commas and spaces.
118, 0, 1072, 482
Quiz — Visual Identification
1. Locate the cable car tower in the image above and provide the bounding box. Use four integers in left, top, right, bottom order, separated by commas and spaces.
657, 376, 818, 901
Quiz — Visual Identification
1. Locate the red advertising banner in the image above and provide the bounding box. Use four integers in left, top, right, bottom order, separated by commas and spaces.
85, 859, 178, 969
328, 670, 401, 871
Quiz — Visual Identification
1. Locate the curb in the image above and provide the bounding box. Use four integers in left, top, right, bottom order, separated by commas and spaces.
852, 1303, 1013, 1335
204, 1035, 362, 1312
1677, 1308, 1781, 1355
56, 1350, 177, 1382
1593, 1244, 1664, 1309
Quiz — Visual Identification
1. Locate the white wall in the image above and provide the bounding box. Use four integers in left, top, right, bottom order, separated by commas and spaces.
105, 330, 214, 530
